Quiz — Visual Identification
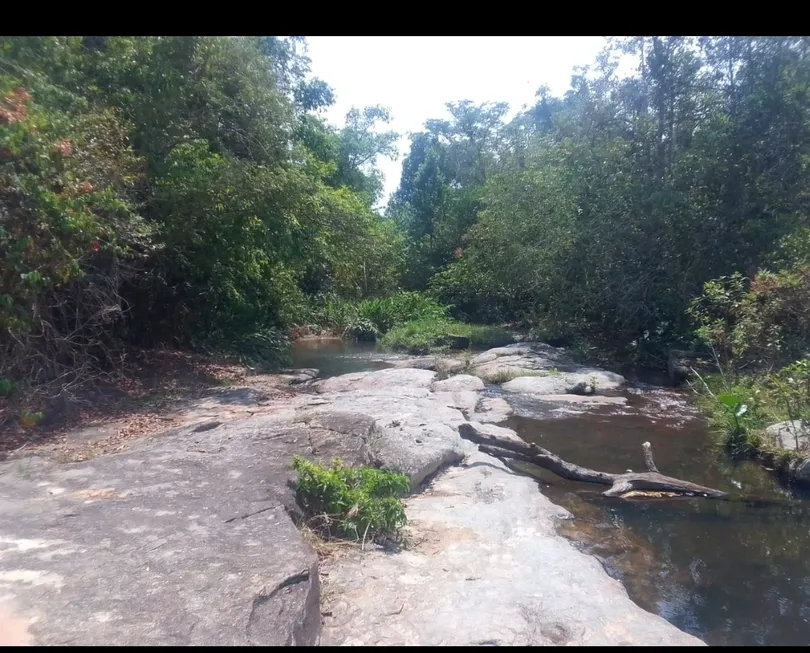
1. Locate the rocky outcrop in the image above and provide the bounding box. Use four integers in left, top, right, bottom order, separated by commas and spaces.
765, 420, 810, 452
501, 371, 625, 396
321, 446, 704, 646
0, 347, 702, 646
0, 415, 337, 646
469, 342, 628, 406
392, 356, 466, 374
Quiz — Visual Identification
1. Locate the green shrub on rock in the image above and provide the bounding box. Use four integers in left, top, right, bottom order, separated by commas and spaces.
292, 456, 410, 543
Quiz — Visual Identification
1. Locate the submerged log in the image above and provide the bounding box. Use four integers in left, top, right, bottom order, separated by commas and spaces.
458, 423, 728, 499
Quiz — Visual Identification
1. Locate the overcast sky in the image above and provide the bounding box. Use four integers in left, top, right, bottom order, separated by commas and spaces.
305, 36, 610, 207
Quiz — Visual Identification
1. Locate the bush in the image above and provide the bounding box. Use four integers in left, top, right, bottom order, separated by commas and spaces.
299, 291, 449, 341
693, 360, 810, 459
292, 456, 410, 543
381, 318, 512, 354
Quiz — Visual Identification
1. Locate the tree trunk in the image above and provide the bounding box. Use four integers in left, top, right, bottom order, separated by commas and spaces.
458, 423, 728, 499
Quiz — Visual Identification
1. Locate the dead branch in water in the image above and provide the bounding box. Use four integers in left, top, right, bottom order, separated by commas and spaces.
458, 424, 727, 499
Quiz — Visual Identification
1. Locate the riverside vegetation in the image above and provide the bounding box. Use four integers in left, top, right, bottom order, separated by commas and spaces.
4, 37, 810, 478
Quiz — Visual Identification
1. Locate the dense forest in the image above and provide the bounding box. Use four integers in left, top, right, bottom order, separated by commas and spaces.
3, 37, 810, 450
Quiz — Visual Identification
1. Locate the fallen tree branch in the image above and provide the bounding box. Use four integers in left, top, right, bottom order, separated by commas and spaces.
459, 423, 727, 499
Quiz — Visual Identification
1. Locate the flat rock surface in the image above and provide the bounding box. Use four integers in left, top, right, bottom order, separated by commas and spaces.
321, 450, 704, 646
470, 342, 626, 391
0, 346, 703, 646
0, 414, 335, 646
0, 366, 482, 645
501, 371, 625, 396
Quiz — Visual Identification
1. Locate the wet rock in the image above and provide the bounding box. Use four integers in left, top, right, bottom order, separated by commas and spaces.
520, 394, 628, 406
470, 396, 513, 423
393, 357, 467, 375
790, 457, 810, 485
278, 368, 319, 384
765, 420, 810, 452
667, 350, 712, 386
501, 370, 625, 397
312, 368, 436, 394
431, 375, 485, 393
320, 449, 705, 646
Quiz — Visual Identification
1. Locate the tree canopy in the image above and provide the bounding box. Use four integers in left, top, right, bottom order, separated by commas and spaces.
4, 36, 810, 385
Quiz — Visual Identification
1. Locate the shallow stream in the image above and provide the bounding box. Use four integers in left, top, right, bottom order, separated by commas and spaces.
291, 339, 810, 646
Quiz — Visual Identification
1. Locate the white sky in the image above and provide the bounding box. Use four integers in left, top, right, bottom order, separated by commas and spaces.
305, 36, 610, 207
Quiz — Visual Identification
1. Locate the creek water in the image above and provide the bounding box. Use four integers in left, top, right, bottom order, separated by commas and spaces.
291, 339, 810, 646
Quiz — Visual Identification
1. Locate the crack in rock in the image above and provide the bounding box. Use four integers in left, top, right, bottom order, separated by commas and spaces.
246, 569, 311, 644
223, 505, 275, 524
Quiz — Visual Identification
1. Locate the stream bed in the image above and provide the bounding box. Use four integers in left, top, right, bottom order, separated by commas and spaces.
292, 339, 810, 646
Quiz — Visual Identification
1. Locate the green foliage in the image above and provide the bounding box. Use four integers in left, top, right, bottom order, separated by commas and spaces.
391, 37, 810, 361
381, 318, 512, 355
0, 378, 14, 397
0, 36, 404, 390
354, 292, 448, 334
689, 268, 810, 373
300, 292, 448, 340
693, 360, 810, 460
292, 456, 409, 542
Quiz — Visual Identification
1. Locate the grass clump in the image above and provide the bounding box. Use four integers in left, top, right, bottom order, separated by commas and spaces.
292, 456, 410, 544
300, 292, 449, 341
692, 363, 810, 462
486, 368, 557, 384
381, 319, 512, 355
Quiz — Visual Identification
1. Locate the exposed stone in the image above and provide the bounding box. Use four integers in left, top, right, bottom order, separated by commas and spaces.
437, 359, 467, 375
469, 343, 626, 399
392, 357, 466, 375
463, 421, 525, 444
312, 368, 436, 394
521, 394, 628, 406
471, 396, 513, 423
320, 450, 705, 646
790, 457, 810, 485
765, 420, 810, 452
393, 356, 439, 370
501, 370, 625, 397
0, 414, 342, 646
431, 374, 485, 393
0, 349, 702, 646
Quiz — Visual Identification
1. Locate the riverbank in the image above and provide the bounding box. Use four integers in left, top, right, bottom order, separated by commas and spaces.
0, 342, 704, 645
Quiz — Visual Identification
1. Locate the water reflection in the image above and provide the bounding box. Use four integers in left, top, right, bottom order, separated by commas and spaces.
288, 341, 810, 645
289, 338, 403, 379
508, 391, 810, 646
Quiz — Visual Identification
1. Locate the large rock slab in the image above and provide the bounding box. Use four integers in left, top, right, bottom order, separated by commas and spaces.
431, 374, 485, 393
320, 450, 705, 646
312, 367, 436, 394
502, 370, 625, 396
392, 357, 467, 375
469, 342, 573, 381
0, 413, 350, 646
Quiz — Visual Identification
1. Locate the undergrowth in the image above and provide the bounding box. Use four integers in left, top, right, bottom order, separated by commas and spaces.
292, 456, 410, 545
381, 319, 512, 355
299, 292, 449, 341
692, 367, 810, 463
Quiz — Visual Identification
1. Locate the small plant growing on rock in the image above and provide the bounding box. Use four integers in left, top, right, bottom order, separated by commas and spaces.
292, 456, 410, 546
